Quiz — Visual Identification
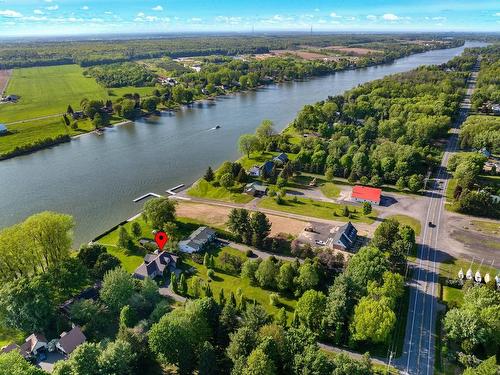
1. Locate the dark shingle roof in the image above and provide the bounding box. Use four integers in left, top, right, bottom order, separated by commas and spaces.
328, 222, 357, 250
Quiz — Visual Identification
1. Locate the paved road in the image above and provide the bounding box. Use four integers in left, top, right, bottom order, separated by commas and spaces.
396, 61, 480, 375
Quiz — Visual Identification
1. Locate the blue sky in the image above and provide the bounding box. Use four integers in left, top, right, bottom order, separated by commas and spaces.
0, 0, 499, 36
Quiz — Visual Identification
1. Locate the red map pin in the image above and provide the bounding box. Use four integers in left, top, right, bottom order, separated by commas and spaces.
154, 231, 168, 250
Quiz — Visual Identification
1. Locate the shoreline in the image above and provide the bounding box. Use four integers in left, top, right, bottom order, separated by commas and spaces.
0, 42, 464, 162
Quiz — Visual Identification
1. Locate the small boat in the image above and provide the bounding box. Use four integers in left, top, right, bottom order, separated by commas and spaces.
215, 125, 221, 129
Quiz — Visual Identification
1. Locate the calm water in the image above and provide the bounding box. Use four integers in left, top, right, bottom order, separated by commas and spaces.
0, 41, 486, 245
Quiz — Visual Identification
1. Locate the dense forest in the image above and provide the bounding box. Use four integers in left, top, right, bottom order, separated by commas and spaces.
471, 44, 500, 111
0, 34, 463, 69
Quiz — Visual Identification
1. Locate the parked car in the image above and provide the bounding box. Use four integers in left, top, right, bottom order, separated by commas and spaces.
315, 240, 326, 246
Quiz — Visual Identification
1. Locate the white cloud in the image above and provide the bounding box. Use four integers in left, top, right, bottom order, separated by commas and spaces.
136, 12, 145, 17
82, 6, 89, 10
190, 17, 202, 22
152, 5, 163, 11
382, 13, 399, 21
0, 9, 23, 18
104, 11, 113, 15
366, 15, 377, 21
215, 16, 242, 25
23, 15, 47, 21
494, 12, 500, 16
33, 9, 44, 15
44, 0, 53, 2
330, 12, 341, 18
432, 16, 446, 21
46, 5, 59, 11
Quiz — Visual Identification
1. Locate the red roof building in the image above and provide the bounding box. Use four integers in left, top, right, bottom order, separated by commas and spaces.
351, 185, 382, 205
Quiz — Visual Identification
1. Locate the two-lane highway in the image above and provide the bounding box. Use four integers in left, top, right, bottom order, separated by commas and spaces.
397, 61, 480, 375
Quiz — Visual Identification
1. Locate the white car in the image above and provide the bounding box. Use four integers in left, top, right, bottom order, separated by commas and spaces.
315, 240, 326, 246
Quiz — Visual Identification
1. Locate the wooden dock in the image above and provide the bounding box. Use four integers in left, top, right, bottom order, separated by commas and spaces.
166, 184, 185, 195
133, 192, 161, 203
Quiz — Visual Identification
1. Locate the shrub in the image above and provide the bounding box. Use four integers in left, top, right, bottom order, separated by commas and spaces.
245, 249, 253, 257
269, 293, 279, 306
207, 269, 215, 279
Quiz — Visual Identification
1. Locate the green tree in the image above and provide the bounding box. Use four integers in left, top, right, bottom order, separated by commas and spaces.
117, 225, 132, 249
277, 262, 296, 293
92, 112, 109, 129
407, 174, 424, 193
295, 290, 327, 332
179, 273, 188, 295
94, 253, 120, 279
345, 246, 388, 294
100, 268, 135, 312
219, 172, 234, 188
0, 351, 46, 375
463, 356, 499, 375
255, 258, 279, 289
372, 219, 399, 252
131, 222, 142, 238
243, 348, 277, 375
323, 273, 355, 344
199, 341, 217, 375
238, 134, 258, 158
204, 166, 215, 182
255, 120, 275, 149
250, 211, 272, 248
78, 243, 107, 268
119, 305, 137, 329
227, 208, 252, 244
351, 297, 396, 343
67, 342, 101, 375
295, 261, 319, 295
142, 197, 176, 229
241, 259, 260, 285
362, 202, 372, 215
227, 326, 258, 363
98, 340, 136, 375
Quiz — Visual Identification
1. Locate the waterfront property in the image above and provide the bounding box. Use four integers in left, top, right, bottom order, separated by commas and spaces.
178, 226, 216, 253
351, 185, 382, 205
244, 181, 268, 197
133, 250, 178, 279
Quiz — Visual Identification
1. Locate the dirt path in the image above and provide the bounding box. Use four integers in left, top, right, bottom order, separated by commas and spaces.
0, 69, 12, 96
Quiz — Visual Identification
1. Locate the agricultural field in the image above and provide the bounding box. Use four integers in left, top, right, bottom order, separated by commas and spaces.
0, 64, 155, 123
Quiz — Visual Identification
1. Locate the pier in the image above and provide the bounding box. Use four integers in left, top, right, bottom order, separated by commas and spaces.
166, 184, 185, 195
133, 192, 161, 203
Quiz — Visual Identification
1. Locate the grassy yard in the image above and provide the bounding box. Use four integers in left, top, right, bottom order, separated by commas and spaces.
469, 220, 500, 235
183, 246, 297, 321
386, 214, 422, 236
1, 65, 154, 123
320, 182, 341, 199
187, 179, 253, 204
258, 196, 377, 224
0, 326, 25, 347
442, 285, 464, 308
438, 257, 498, 281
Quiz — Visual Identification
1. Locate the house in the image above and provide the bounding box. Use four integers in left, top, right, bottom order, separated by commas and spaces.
0, 124, 7, 135
60, 282, 101, 316
244, 182, 268, 197
479, 148, 491, 158
56, 326, 86, 356
133, 251, 178, 280
178, 226, 216, 253
260, 161, 275, 177
273, 153, 289, 165
248, 166, 261, 177
351, 185, 382, 205
491, 103, 500, 114
326, 222, 358, 251
71, 111, 84, 120
159, 77, 177, 86
19, 333, 48, 358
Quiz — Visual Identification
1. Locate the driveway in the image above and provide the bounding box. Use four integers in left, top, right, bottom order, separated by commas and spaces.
37, 352, 65, 373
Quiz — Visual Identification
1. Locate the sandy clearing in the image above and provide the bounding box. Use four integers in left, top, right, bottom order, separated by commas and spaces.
176, 201, 308, 236
0, 70, 12, 96
269, 50, 340, 61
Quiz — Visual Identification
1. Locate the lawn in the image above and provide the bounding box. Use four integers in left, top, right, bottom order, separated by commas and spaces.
442, 285, 464, 308
319, 182, 341, 199
183, 246, 297, 321
0, 326, 24, 347
258, 196, 377, 224
1, 65, 155, 123
386, 214, 422, 236
237, 151, 297, 171
438, 257, 498, 281
187, 179, 253, 204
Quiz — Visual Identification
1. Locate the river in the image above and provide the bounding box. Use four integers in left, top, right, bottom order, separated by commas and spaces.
0, 41, 486, 245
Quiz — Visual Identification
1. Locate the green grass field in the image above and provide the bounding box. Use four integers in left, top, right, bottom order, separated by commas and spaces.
386, 214, 422, 236
258, 196, 377, 224
0, 326, 25, 347
1, 65, 154, 123
184, 246, 297, 321
319, 182, 341, 199
187, 179, 253, 204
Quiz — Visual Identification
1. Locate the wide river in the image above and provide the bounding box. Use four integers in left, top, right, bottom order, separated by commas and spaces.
0, 41, 486, 245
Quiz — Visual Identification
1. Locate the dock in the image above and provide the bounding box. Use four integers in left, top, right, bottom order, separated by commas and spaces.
133, 192, 161, 203
166, 184, 185, 195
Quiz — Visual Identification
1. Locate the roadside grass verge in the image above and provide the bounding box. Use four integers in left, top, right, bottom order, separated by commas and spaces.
258, 196, 377, 224
320, 182, 341, 199
442, 285, 464, 308
437, 257, 498, 281
386, 214, 422, 236
187, 179, 253, 204
469, 220, 500, 236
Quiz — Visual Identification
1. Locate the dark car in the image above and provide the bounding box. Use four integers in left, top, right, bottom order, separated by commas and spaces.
428, 221, 435, 228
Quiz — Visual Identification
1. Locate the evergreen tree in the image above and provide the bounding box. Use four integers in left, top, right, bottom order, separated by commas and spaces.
179, 273, 187, 295
205, 284, 213, 298
276, 307, 287, 327
67, 104, 74, 114
171, 273, 178, 293
218, 288, 226, 305
204, 166, 215, 182
230, 291, 237, 307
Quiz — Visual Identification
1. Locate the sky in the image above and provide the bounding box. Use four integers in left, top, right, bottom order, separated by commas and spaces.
0, 0, 499, 37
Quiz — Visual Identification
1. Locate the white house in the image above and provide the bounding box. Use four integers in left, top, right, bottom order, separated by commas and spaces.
178, 226, 216, 253
19, 333, 48, 358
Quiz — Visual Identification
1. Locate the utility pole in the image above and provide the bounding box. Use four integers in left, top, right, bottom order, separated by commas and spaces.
386, 351, 394, 374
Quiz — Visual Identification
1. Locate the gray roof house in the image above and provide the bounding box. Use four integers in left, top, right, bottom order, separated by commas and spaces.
244, 182, 268, 197
133, 251, 178, 280
273, 153, 289, 165
260, 161, 274, 177
326, 222, 358, 251
178, 226, 216, 254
